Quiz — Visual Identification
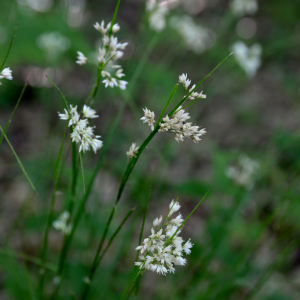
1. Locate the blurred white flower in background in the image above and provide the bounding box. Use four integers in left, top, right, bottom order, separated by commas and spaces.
232, 41, 262, 78
64, 0, 86, 28
230, 0, 258, 17
170, 15, 216, 54
53, 211, 72, 235
146, 0, 170, 32
17, 0, 53, 13
37, 32, 71, 61
225, 154, 260, 189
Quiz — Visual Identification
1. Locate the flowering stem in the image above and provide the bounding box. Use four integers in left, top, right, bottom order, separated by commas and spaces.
52, 32, 159, 293
86, 65, 102, 106
0, 83, 27, 144
0, 24, 17, 71
167, 191, 208, 245
79, 152, 85, 194
156, 84, 178, 126
81, 208, 134, 300
168, 53, 233, 118
0, 126, 36, 192
38, 124, 68, 297
108, 0, 122, 37
136, 188, 151, 262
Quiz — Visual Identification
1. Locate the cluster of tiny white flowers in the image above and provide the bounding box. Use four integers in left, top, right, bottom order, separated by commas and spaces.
76, 20, 128, 90
126, 143, 139, 159
170, 15, 215, 54
53, 211, 72, 235
159, 106, 206, 143
58, 104, 103, 153
232, 41, 262, 78
146, 0, 169, 32
0, 67, 13, 85
230, 0, 258, 17
178, 73, 206, 101
135, 200, 193, 275
225, 154, 260, 189
141, 107, 156, 131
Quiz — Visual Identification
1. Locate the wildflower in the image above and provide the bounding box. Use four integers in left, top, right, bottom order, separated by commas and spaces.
170, 15, 215, 54
76, 51, 88, 65
158, 106, 206, 143
77, 20, 128, 89
126, 143, 139, 159
53, 211, 72, 235
141, 108, 156, 131
232, 41, 262, 77
225, 154, 260, 189
58, 104, 103, 153
135, 199, 193, 275
230, 0, 258, 17
0, 67, 13, 84
178, 74, 206, 101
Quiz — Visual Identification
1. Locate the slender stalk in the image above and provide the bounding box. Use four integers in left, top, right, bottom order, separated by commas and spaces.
0, 248, 56, 272
37, 124, 68, 297
79, 152, 85, 194
0, 126, 36, 192
81, 208, 134, 300
136, 188, 151, 262
168, 52, 233, 117
0, 24, 17, 71
0, 84, 27, 143
108, 0, 122, 37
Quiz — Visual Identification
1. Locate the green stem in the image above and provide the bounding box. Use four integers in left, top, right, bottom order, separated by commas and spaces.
0, 126, 36, 192
0, 84, 27, 143
81, 208, 134, 300
168, 53, 233, 117
38, 124, 68, 297
0, 24, 17, 71
79, 152, 85, 194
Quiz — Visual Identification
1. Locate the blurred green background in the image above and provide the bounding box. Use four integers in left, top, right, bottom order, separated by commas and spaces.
1, 0, 300, 299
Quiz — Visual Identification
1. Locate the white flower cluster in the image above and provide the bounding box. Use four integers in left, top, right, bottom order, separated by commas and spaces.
76, 20, 128, 90
146, 0, 169, 32
170, 15, 215, 54
126, 143, 139, 159
230, 0, 258, 17
225, 154, 260, 189
58, 104, 103, 153
232, 41, 262, 78
159, 106, 206, 143
135, 200, 193, 275
178, 73, 206, 101
53, 211, 72, 235
0, 67, 13, 85
141, 107, 156, 131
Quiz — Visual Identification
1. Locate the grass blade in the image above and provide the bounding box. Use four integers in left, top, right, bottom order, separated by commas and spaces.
0, 24, 17, 71
47, 76, 69, 112
0, 125, 36, 192
0, 83, 27, 143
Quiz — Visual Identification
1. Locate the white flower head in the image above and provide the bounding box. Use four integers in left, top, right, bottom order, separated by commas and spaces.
79, 20, 128, 89
135, 199, 193, 275
230, 0, 258, 17
141, 107, 156, 131
53, 211, 72, 235
126, 143, 139, 159
157, 102, 206, 143
0, 67, 13, 82
232, 41, 262, 78
76, 51, 88, 65
58, 104, 102, 154
83, 105, 98, 118
169, 200, 180, 216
